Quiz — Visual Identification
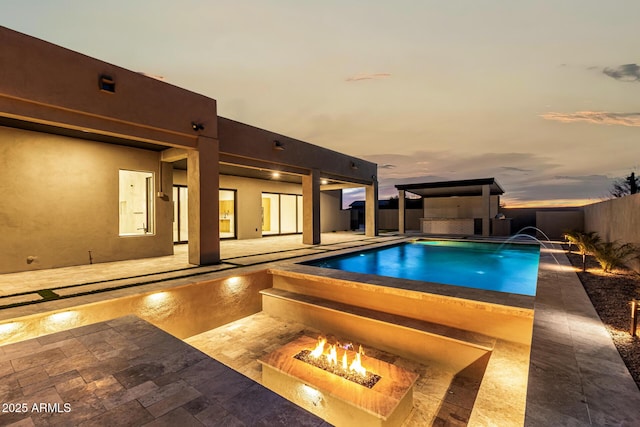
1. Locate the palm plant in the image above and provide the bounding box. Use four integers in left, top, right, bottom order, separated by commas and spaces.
564, 230, 601, 272
592, 241, 638, 273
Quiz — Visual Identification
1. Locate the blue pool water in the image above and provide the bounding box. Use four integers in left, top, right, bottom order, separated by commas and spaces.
303, 240, 540, 296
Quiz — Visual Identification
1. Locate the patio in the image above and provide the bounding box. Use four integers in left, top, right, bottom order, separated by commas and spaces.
1, 232, 639, 426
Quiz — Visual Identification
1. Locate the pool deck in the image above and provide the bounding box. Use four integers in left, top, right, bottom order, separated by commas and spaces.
1, 232, 639, 426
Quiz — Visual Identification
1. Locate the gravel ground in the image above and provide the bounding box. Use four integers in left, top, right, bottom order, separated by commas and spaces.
565, 249, 640, 389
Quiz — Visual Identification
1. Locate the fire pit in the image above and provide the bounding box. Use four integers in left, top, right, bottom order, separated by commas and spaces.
294, 337, 381, 388
258, 335, 418, 427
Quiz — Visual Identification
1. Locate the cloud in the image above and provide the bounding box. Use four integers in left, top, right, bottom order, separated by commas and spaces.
603, 64, 640, 82
357, 150, 611, 206
346, 72, 391, 82
501, 166, 532, 173
540, 111, 640, 127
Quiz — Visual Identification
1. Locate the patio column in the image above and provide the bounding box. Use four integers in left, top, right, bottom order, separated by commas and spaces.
398, 190, 406, 234
365, 177, 379, 237
187, 136, 220, 264
482, 184, 490, 237
302, 169, 321, 244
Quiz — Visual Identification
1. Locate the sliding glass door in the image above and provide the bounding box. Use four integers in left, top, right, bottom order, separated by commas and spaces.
173, 187, 236, 242
261, 192, 303, 236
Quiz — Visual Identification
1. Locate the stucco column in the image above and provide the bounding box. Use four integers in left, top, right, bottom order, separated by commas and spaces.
302, 169, 321, 244
482, 184, 490, 237
187, 136, 220, 264
365, 178, 379, 237
398, 190, 406, 234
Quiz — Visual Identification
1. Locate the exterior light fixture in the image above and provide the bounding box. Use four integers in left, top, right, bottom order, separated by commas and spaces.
273, 140, 285, 151
632, 300, 639, 337
191, 122, 205, 131
99, 74, 115, 93
272, 172, 281, 179
350, 161, 358, 170
321, 179, 328, 185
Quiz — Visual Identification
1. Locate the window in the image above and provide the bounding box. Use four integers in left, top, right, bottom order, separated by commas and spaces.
119, 170, 154, 236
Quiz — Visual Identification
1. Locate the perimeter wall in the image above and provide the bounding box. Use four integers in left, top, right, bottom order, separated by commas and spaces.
583, 193, 640, 271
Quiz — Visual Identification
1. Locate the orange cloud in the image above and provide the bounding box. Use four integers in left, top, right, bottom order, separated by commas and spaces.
540, 111, 640, 127
346, 72, 391, 82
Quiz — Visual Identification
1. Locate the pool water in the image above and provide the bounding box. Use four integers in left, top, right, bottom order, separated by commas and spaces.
303, 240, 540, 296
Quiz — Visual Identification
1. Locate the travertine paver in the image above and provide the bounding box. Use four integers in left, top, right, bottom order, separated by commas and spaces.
185, 311, 498, 426
524, 245, 640, 426
0, 315, 325, 426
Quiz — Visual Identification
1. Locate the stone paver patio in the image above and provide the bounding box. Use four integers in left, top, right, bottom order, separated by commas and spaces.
1, 232, 639, 426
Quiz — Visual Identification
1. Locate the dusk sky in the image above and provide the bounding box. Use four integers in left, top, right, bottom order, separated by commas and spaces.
3, 1, 639, 207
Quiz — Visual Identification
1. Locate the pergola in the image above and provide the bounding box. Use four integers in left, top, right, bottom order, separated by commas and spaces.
395, 178, 505, 236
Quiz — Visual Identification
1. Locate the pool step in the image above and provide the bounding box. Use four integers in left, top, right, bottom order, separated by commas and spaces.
260, 288, 496, 370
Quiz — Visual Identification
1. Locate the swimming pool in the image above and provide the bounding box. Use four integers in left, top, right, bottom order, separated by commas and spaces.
303, 240, 540, 296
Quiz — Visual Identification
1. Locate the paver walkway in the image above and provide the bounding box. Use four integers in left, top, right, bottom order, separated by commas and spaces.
0, 315, 326, 426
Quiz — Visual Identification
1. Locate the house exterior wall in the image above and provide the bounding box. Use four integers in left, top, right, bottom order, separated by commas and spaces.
423, 195, 499, 218
0, 26, 217, 148
173, 171, 349, 239
320, 190, 350, 232
0, 26, 376, 272
0, 126, 173, 273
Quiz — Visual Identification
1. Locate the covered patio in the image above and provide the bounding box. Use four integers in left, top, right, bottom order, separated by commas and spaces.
396, 178, 508, 237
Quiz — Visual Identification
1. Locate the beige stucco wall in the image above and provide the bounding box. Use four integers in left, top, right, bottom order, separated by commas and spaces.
584, 194, 640, 271
379, 209, 422, 231
218, 118, 376, 185
0, 26, 217, 148
320, 190, 350, 232
0, 270, 271, 346
423, 195, 499, 219
173, 171, 349, 239
535, 211, 584, 240
584, 194, 640, 243
0, 126, 173, 274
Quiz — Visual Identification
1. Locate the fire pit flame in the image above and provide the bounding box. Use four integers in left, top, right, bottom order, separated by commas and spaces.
350, 350, 366, 376
294, 336, 381, 389
308, 336, 367, 376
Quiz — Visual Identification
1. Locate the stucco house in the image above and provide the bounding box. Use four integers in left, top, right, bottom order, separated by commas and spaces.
0, 26, 378, 274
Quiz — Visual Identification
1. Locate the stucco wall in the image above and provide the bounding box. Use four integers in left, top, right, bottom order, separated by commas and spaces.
423, 195, 499, 219
0, 270, 271, 346
535, 211, 584, 240
0, 27, 217, 148
320, 190, 350, 232
0, 126, 173, 274
584, 194, 640, 244
379, 209, 422, 231
584, 194, 640, 271
174, 171, 349, 239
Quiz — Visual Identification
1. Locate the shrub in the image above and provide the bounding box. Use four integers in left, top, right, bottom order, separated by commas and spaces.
564, 230, 601, 272
593, 241, 638, 273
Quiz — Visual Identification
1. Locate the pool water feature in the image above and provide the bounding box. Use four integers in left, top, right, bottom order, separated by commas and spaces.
303, 240, 540, 296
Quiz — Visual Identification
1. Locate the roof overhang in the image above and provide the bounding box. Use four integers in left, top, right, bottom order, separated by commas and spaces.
395, 178, 504, 198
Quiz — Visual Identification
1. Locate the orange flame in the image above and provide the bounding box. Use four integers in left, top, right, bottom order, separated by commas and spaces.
310, 337, 326, 358
308, 336, 368, 376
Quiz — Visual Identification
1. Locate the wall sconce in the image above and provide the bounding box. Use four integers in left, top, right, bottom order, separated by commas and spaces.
191, 122, 205, 131
350, 161, 358, 170
99, 74, 115, 93
273, 140, 285, 151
